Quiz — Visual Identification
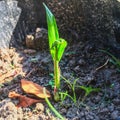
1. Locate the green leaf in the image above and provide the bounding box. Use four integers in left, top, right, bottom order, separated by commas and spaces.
51, 38, 67, 61
43, 3, 59, 60
79, 86, 100, 96
48, 80, 55, 89
57, 38, 67, 61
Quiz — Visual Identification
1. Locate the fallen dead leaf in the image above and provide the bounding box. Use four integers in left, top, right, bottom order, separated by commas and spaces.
9, 91, 44, 107
0, 70, 17, 83
21, 79, 51, 98
0, 48, 25, 83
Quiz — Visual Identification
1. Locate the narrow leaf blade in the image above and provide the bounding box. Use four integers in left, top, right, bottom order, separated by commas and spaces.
43, 3, 59, 60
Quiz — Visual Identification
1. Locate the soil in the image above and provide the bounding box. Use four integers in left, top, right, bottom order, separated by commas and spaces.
0, 40, 120, 120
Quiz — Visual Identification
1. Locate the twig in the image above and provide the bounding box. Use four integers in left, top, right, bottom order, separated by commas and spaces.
25, 67, 37, 78
96, 59, 109, 71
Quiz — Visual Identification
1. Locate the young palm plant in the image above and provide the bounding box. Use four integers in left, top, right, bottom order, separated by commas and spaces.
43, 3, 67, 101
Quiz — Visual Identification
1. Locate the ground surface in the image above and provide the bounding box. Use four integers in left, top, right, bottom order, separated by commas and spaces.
0, 40, 120, 120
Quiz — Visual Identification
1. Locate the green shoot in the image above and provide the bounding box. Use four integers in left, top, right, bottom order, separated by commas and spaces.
100, 50, 120, 70
43, 3, 67, 101
43, 88, 65, 120
48, 80, 55, 89
79, 86, 100, 101
59, 91, 68, 102
59, 91, 76, 103
61, 76, 78, 103
61, 76, 100, 103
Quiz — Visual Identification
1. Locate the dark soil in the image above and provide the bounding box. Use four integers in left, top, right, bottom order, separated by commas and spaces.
0, 40, 120, 120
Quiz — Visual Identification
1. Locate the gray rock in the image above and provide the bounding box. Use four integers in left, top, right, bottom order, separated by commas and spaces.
111, 111, 119, 119
0, 0, 21, 48
46, 0, 120, 48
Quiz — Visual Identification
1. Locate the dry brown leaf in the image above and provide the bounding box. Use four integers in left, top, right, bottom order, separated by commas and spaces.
0, 70, 17, 83
21, 79, 51, 98
9, 91, 44, 107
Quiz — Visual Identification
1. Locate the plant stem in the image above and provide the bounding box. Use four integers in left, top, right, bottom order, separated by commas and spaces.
43, 88, 65, 120
54, 47, 60, 91
54, 47, 60, 101
73, 88, 76, 103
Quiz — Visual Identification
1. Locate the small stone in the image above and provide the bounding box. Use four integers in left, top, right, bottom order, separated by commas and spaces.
108, 105, 114, 112
111, 111, 119, 119
86, 75, 94, 81
100, 108, 109, 115
23, 49, 36, 54
94, 116, 100, 120
66, 107, 78, 118
79, 112, 85, 117
63, 72, 71, 79
78, 59, 86, 66
69, 59, 75, 66
35, 103, 44, 112
72, 116, 80, 120
94, 95, 101, 103
113, 99, 120, 105
87, 114, 94, 120
26, 35, 35, 49
60, 108, 67, 114
74, 66, 80, 72
34, 28, 48, 50
116, 117, 120, 120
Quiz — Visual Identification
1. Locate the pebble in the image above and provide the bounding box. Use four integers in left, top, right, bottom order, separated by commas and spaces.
63, 72, 71, 79
60, 108, 67, 114
23, 49, 36, 54
78, 59, 86, 66
111, 111, 119, 119
35, 103, 44, 112
66, 107, 78, 118
72, 117, 80, 120
74, 66, 80, 72
116, 117, 120, 120
79, 112, 85, 117
99, 108, 109, 115
108, 105, 114, 112
69, 59, 75, 66
113, 98, 120, 105
94, 95, 101, 103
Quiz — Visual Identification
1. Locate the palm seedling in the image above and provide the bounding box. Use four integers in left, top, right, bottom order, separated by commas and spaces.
43, 3, 67, 101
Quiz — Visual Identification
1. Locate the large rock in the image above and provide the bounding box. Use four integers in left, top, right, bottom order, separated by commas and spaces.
0, 0, 120, 50
0, 0, 21, 48
46, 0, 119, 49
